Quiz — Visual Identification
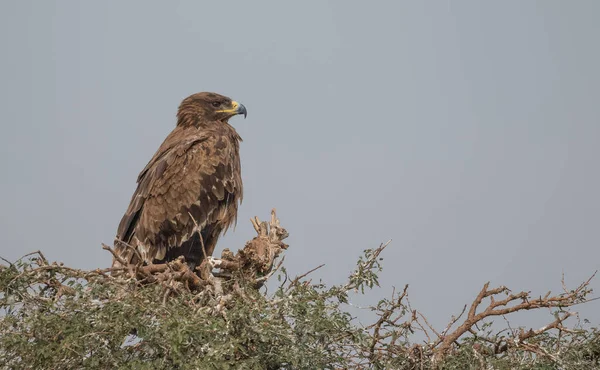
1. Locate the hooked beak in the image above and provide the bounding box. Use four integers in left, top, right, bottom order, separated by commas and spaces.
218, 101, 247, 119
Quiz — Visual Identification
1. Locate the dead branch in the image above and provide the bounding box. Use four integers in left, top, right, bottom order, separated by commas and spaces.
367, 284, 409, 362
285, 263, 325, 292
102, 244, 128, 267
361, 268, 596, 366
431, 273, 595, 362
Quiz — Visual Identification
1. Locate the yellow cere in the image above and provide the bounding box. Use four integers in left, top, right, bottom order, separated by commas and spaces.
217, 101, 239, 114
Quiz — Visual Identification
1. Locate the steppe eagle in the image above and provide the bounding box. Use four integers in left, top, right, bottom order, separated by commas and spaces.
112, 92, 247, 270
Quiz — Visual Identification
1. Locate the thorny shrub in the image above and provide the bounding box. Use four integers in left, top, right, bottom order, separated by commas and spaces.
0, 244, 598, 370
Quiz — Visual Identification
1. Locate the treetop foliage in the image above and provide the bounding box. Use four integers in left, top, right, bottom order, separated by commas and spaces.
1, 211, 598, 369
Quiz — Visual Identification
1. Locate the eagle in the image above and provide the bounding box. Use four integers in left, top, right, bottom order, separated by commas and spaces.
112, 92, 247, 270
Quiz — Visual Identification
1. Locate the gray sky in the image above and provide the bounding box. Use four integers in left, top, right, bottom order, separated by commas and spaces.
1, 1, 599, 332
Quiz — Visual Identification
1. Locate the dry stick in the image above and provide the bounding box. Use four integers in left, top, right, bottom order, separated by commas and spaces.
25, 263, 124, 284
250, 216, 261, 234
115, 239, 143, 264
367, 284, 409, 361
102, 244, 128, 267
0, 256, 15, 267
441, 304, 467, 337
414, 312, 433, 345
34, 250, 48, 264
295, 263, 325, 282
142, 260, 203, 288
108, 240, 144, 279
11, 250, 50, 266
518, 312, 574, 342
413, 311, 449, 352
286, 264, 325, 291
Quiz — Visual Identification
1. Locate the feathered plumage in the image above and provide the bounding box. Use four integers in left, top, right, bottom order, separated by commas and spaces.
112, 92, 246, 269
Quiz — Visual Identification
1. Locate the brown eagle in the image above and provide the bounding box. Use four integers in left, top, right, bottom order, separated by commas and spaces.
112, 92, 247, 270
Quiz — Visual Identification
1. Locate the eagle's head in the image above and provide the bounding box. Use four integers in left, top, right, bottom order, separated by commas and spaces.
176, 92, 247, 127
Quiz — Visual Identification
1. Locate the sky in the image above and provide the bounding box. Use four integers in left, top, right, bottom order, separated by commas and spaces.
1, 1, 599, 334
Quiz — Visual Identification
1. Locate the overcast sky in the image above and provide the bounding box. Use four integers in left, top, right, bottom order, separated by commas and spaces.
1, 1, 599, 332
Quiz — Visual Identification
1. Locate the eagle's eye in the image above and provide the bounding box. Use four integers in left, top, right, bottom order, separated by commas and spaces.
211, 101, 221, 108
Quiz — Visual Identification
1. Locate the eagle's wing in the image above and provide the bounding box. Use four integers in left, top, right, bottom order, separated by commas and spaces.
114, 128, 242, 265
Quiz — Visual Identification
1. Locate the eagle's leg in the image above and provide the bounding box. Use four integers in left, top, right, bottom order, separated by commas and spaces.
158, 231, 218, 273
182, 233, 206, 271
